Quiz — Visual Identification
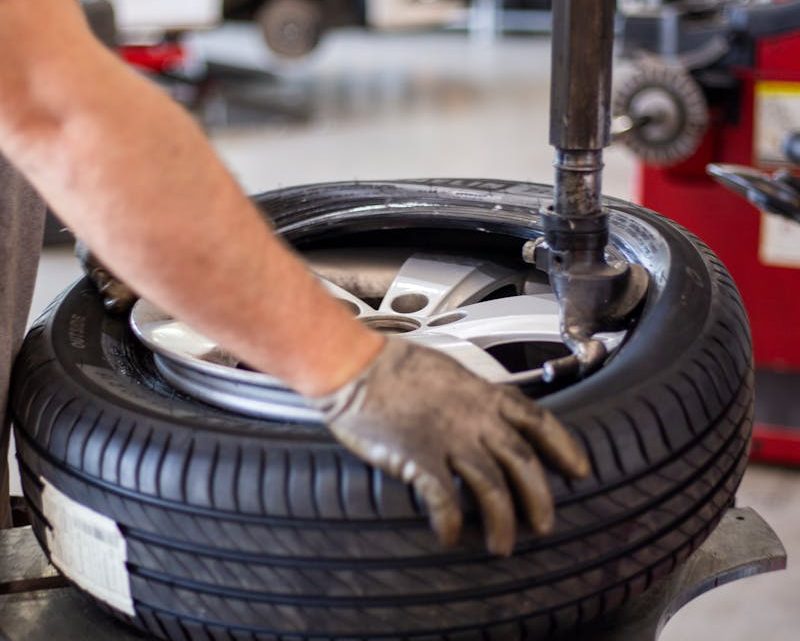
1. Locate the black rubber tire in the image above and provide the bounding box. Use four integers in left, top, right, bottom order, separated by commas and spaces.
257, 0, 324, 58
10, 179, 753, 641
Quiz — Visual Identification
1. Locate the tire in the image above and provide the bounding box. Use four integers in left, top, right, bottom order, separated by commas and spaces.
10, 179, 753, 641
257, 0, 324, 58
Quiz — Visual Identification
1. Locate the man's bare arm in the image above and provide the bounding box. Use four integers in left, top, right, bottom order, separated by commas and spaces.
0, 0, 383, 396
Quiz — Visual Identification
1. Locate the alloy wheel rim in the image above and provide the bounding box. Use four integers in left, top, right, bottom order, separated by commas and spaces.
130, 249, 624, 423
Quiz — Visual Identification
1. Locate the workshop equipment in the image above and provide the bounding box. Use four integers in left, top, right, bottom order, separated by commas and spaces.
614, 0, 800, 466
708, 137, 800, 223
533, 0, 649, 381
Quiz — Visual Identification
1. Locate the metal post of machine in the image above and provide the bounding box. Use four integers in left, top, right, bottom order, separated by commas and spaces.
547, 0, 615, 270
537, 0, 649, 381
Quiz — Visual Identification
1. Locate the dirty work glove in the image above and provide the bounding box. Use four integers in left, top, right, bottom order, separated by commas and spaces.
75, 240, 138, 314
314, 338, 590, 556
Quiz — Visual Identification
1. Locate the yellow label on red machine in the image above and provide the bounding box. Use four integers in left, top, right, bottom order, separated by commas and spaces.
755, 81, 800, 166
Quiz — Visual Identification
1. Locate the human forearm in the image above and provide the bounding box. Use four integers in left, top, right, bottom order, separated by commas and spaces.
0, 0, 383, 395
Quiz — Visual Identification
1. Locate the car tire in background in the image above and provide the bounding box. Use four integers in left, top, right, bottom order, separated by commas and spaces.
256, 0, 325, 57
11, 180, 753, 641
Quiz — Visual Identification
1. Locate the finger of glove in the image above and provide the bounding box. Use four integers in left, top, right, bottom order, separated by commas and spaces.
500, 392, 591, 479
330, 427, 464, 546
482, 431, 554, 535
411, 465, 463, 549
449, 452, 516, 556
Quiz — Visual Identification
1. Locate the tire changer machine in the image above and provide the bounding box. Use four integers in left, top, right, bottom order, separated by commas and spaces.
0, 2, 790, 640
613, 0, 800, 466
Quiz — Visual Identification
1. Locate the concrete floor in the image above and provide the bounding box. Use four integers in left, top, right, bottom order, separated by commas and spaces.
10, 25, 800, 641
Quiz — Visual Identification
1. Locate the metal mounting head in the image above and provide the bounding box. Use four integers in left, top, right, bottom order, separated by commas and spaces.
526, 238, 650, 381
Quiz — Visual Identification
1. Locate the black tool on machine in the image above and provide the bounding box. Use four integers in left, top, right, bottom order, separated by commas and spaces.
708, 131, 800, 222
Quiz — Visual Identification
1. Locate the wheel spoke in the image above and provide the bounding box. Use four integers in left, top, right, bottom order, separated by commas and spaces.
425, 294, 562, 348
320, 279, 375, 316
424, 293, 625, 352
378, 254, 523, 317
404, 333, 512, 382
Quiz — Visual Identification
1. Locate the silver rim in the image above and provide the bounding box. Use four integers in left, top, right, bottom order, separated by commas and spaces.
130, 250, 624, 422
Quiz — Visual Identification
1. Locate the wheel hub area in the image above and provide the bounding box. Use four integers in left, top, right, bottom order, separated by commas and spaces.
130, 249, 625, 422
362, 315, 421, 333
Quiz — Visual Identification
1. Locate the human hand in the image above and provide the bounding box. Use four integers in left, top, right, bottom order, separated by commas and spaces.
75, 239, 137, 313
314, 338, 590, 555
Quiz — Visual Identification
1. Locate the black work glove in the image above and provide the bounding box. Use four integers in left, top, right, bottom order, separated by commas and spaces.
314, 338, 590, 556
75, 240, 137, 314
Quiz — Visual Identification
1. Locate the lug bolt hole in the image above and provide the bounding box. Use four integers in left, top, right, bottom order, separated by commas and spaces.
337, 299, 361, 316
363, 316, 421, 334
391, 293, 429, 314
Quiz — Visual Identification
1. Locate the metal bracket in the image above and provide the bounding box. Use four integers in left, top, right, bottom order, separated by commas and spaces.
558, 508, 787, 641
0, 508, 786, 641
522, 237, 650, 382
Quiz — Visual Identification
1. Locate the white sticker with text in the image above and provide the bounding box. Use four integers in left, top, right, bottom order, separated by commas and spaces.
41, 478, 135, 616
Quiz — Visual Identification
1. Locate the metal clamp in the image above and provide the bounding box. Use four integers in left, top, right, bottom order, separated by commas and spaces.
557, 507, 786, 641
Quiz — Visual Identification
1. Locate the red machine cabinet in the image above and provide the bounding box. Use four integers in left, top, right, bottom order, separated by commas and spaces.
637, 31, 800, 466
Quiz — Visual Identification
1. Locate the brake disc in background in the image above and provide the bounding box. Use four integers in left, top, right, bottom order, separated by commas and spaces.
613, 62, 709, 166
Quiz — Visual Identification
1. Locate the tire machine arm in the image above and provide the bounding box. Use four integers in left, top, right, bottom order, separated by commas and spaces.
708, 131, 800, 223
537, 0, 649, 383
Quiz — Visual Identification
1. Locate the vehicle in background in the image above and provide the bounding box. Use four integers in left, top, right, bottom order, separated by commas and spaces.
109, 0, 553, 61
224, 0, 359, 59
224, 0, 465, 58
108, 0, 223, 41
108, 0, 466, 59
225, 0, 554, 58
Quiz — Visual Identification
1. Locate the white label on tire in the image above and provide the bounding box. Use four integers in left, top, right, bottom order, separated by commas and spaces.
41, 479, 135, 616
760, 211, 800, 269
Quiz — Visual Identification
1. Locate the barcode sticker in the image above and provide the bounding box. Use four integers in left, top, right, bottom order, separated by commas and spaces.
41, 478, 135, 616
760, 211, 800, 269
